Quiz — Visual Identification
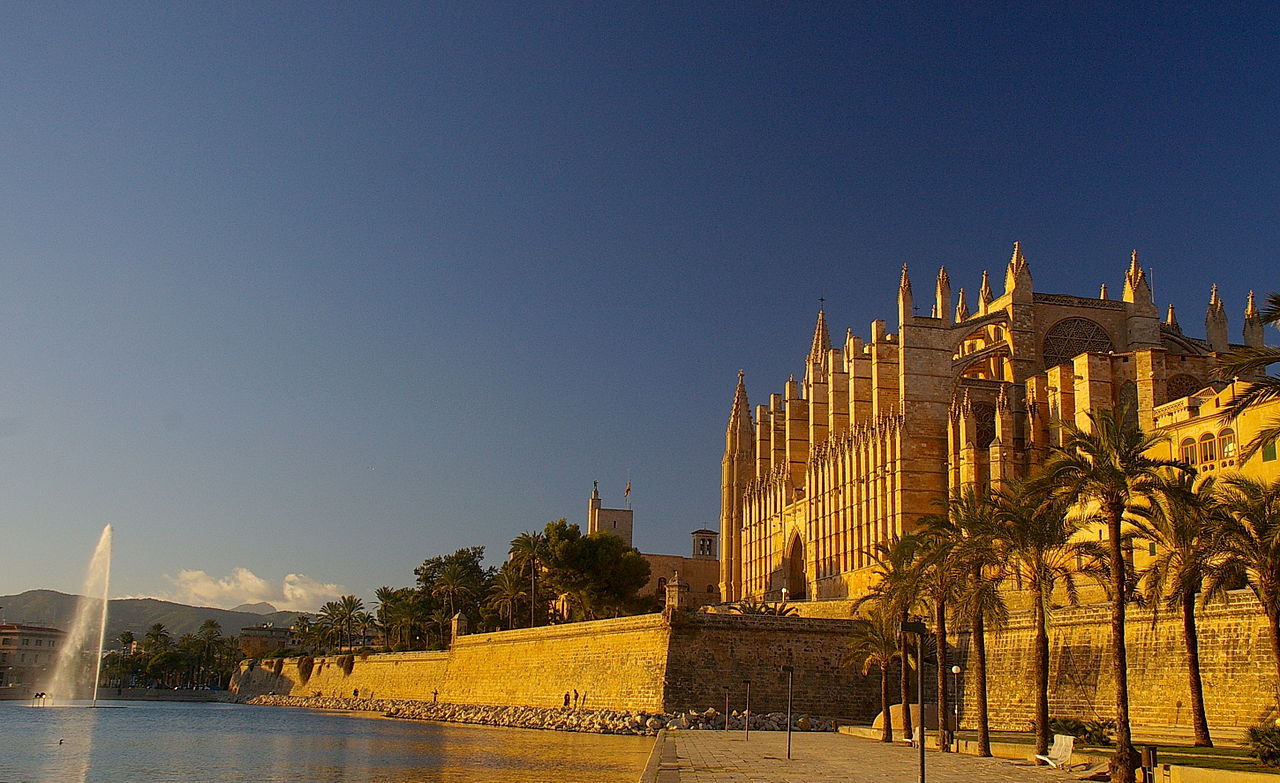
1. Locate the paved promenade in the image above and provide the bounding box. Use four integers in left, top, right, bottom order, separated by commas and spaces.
654, 730, 1090, 783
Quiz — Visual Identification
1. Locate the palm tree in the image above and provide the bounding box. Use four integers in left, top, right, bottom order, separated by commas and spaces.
510, 531, 546, 628
927, 487, 1008, 757
858, 534, 926, 742
374, 586, 399, 649
194, 620, 223, 686
1038, 403, 1183, 782
994, 479, 1103, 759
1133, 473, 1222, 746
487, 568, 529, 629
144, 623, 172, 655
117, 629, 135, 654
915, 510, 964, 752
1219, 291, 1280, 460
1206, 475, 1280, 703
846, 598, 903, 743
432, 561, 474, 618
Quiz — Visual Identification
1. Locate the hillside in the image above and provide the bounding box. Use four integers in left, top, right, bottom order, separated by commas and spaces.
0, 589, 303, 645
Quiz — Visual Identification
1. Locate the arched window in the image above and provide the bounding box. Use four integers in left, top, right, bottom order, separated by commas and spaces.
1219, 428, 1237, 461
1198, 433, 1216, 464
1180, 438, 1197, 465
657, 577, 667, 590
1167, 374, 1202, 401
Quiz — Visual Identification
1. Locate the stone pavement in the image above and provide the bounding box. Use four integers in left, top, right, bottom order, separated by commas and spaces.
655, 730, 1093, 783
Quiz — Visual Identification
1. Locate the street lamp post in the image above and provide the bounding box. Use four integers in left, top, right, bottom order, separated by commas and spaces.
950, 665, 962, 751
723, 685, 730, 731
901, 620, 928, 783
782, 665, 794, 759
743, 679, 752, 741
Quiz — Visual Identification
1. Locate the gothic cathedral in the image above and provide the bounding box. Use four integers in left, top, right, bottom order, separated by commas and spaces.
719, 243, 1267, 603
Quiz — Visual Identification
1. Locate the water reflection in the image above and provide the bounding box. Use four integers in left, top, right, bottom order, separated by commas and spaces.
0, 701, 652, 783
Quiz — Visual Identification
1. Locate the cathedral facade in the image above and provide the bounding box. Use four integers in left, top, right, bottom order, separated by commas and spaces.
719, 243, 1267, 603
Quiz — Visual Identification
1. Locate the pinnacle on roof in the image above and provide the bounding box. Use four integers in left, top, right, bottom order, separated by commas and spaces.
1008, 241, 1027, 275
1122, 249, 1153, 304
1165, 303, 1181, 333
955, 288, 970, 321
808, 309, 830, 364
727, 369, 752, 435
936, 266, 951, 287
1246, 290, 1259, 319
996, 383, 1010, 412
978, 270, 993, 306
1209, 284, 1224, 312
1099, 283, 1108, 299
899, 263, 911, 293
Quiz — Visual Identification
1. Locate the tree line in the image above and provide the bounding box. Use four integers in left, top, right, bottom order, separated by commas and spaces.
103, 620, 240, 689
280, 518, 652, 656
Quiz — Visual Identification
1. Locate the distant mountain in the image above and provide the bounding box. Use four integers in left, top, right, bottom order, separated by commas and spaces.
231, 601, 278, 615
0, 590, 304, 646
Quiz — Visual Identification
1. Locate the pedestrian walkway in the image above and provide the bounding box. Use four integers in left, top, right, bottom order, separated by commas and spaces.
657, 730, 1089, 783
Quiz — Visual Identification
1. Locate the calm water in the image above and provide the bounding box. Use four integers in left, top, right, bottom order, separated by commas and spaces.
0, 700, 653, 783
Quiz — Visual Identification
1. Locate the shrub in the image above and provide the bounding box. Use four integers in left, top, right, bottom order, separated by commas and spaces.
1048, 717, 1114, 746
1247, 722, 1280, 767
272, 658, 284, 676
297, 656, 315, 684
338, 654, 355, 676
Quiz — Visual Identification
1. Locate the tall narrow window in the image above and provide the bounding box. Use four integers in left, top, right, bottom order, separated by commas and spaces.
1218, 429, 1237, 462
1180, 438, 1197, 465
1199, 433, 1216, 463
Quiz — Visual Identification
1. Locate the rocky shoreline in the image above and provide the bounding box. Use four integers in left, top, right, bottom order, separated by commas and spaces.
246, 694, 839, 736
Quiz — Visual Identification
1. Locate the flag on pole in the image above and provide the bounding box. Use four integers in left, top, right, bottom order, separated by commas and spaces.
624, 482, 631, 497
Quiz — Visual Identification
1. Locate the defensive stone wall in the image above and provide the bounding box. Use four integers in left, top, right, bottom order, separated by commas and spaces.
960, 589, 1277, 734
664, 613, 876, 720
233, 614, 671, 711
232, 610, 873, 717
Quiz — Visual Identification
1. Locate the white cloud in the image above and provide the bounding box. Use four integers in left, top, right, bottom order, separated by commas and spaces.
163, 568, 345, 612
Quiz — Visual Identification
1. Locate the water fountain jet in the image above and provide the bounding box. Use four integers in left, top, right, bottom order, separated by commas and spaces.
47, 524, 113, 705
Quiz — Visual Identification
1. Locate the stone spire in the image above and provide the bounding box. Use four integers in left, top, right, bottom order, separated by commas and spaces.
1122, 249, 1153, 305
935, 266, 952, 326
955, 288, 970, 322
897, 264, 913, 325
978, 270, 993, 312
808, 309, 831, 366
1100, 283, 1109, 299
725, 370, 754, 451
1165, 303, 1182, 334
1244, 290, 1265, 348
1206, 284, 1229, 353
1003, 241, 1033, 302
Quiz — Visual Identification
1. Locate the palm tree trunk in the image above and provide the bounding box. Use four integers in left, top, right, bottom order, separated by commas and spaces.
974, 610, 991, 757
899, 608, 913, 741
1107, 505, 1137, 783
1033, 592, 1050, 758
935, 600, 950, 751
1181, 591, 1212, 746
881, 666, 893, 742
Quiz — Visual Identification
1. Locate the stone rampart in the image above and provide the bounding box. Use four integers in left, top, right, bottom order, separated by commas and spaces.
664, 613, 876, 720
232, 611, 873, 717
959, 589, 1277, 734
233, 613, 670, 710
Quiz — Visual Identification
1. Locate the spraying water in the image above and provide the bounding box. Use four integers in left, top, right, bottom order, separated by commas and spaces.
48, 525, 113, 704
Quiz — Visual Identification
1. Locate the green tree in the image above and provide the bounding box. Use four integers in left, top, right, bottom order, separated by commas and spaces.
143, 623, 171, 655
1037, 403, 1180, 783
858, 534, 926, 742
845, 598, 903, 743
1206, 475, 1280, 705
509, 530, 547, 628
416, 546, 494, 626
542, 520, 650, 620
994, 480, 1102, 759
487, 566, 529, 629
1133, 473, 1222, 746
924, 487, 1008, 757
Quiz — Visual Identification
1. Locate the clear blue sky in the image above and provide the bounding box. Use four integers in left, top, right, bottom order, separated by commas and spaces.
2, 3, 1276, 611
